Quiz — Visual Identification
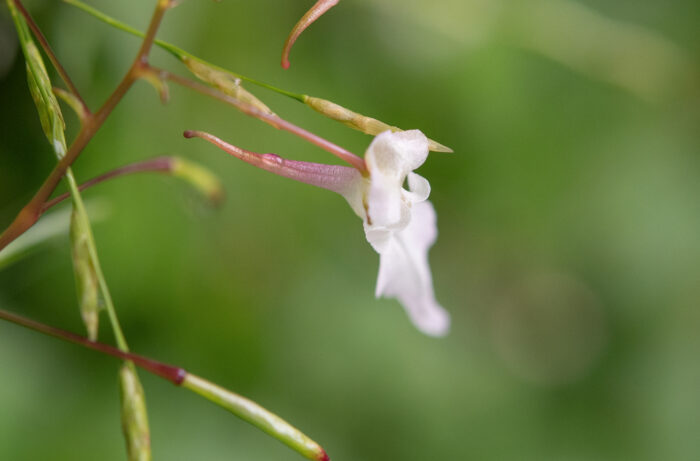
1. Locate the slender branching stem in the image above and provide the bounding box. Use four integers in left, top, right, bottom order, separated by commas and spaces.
0, 126, 92, 251
0, 307, 185, 383
0, 0, 172, 253
12, 0, 91, 115
64, 0, 307, 102
0, 306, 330, 461
43, 157, 175, 211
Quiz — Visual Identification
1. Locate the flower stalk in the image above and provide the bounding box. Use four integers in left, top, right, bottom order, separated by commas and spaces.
63, 0, 452, 152
281, 0, 340, 69
160, 69, 368, 173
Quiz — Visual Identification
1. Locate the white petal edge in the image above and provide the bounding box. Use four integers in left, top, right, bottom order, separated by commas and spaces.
373, 201, 450, 336
404, 172, 431, 203
365, 130, 430, 180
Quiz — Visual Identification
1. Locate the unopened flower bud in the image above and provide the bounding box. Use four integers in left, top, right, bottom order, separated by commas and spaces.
183, 57, 275, 116
304, 96, 453, 153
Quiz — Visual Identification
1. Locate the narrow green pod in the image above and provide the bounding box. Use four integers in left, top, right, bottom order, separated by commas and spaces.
182, 374, 330, 461
119, 363, 152, 461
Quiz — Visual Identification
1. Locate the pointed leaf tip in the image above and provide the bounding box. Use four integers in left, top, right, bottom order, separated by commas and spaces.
282, 0, 339, 69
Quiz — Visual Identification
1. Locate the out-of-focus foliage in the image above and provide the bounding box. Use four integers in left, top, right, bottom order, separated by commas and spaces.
0, 1, 698, 460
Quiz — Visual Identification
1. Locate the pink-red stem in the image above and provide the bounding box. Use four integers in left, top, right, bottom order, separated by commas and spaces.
0, 307, 186, 384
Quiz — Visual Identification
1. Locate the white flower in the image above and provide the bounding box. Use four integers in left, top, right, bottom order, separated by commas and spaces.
186, 129, 450, 336
341, 130, 450, 336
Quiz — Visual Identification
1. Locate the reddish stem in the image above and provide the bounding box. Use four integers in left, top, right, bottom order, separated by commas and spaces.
281, 0, 339, 69
0, 0, 172, 253
161, 69, 367, 174
0, 307, 186, 385
42, 156, 175, 211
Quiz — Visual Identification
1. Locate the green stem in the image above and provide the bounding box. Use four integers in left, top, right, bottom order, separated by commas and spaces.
63, 0, 306, 102
0, 0, 170, 253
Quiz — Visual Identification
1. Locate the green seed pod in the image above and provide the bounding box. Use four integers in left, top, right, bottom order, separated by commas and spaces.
69, 208, 99, 341
304, 96, 453, 153
182, 373, 330, 461
183, 56, 275, 116
24, 40, 67, 158
171, 156, 225, 206
119, 364, 152, 461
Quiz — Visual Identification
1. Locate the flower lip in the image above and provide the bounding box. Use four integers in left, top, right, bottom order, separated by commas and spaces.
362, 130, 430, 229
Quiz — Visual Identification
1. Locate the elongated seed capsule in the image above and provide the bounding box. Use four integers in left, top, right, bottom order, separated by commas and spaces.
182, 374, 330, 461
119, 363, 152, 461
170, 157, 225, 206
183, 56, 275, 116
304, 96, 453, 153
69, 208, 100, 341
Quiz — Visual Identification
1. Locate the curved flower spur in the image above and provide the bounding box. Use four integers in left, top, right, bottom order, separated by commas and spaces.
184, 129, 450, 336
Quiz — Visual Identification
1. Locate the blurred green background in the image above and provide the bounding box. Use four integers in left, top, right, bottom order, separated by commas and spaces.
1, 0, 699, 460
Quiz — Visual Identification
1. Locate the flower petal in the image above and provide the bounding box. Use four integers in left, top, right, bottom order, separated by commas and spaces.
365, 130, 430, 180
404, 172, 431, 203
364, 130, 431, 227
362, 201, 410, 254
372, 201, 450, 336
367, 173, 406, 227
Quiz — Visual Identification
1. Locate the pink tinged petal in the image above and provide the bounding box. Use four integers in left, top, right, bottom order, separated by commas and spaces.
282, 0, 340, 69
184, 130, 361, 195
373, 201, 450, 336
261, 113, 367, 173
